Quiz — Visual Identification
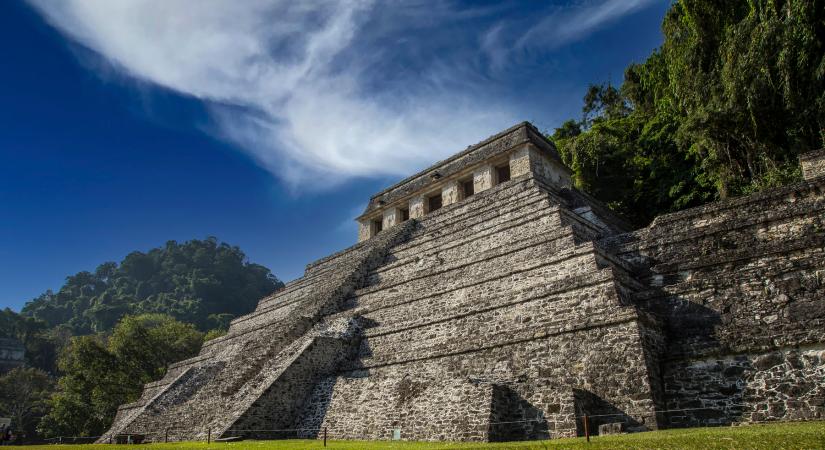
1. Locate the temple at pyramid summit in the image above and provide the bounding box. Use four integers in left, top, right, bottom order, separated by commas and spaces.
102, 122, 825, 443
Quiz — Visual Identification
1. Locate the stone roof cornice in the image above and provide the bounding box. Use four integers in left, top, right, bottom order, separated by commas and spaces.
358, 121, 560, 218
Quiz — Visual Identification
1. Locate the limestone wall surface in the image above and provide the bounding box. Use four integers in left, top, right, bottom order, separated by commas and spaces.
601, 177, 825, 427
283, 176, 665, 441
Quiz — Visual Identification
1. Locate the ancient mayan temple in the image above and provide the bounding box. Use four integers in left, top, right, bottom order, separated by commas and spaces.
101, 123, 825, 443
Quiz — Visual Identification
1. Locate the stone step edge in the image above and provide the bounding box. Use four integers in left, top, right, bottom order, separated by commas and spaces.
302, 176, 535, 274
354, 229, 581, 299
390, 186, 548, 252
385, 194, 555, 262
606, 196, 825, 255
632, 237, 825, 300
352, 237, 598, 316
263, 196, 556, 309
350, 311, 641, 370
374, 208, 562, 278
660, 327, 825, 363
213, 221, 417, 349
362, 268, 617, 338
648, 233, 825, 275
255, 221, 416, 310
650, 177, 825, 228
264, 182, 547, 306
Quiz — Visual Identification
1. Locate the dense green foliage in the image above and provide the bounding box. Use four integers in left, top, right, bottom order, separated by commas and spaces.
0, 367, 53, 438
37, 314, 204, 438
21, 238, 282, 334
0, 308, 66, 373
552, 0, 824, 225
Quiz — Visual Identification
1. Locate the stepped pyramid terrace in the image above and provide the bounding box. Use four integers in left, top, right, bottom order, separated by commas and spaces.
102, 122, 825, 443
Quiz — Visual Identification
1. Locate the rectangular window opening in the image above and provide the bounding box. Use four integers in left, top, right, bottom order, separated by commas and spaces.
461, 179, 475, 199
372, 218, 383, 234
496, 164, 511, 185
428, 194, 443, 213
399, 207, 410, 221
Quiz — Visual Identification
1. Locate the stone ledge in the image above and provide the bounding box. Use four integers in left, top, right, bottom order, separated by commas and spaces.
353, 230, 581, 301
352, 311, 641, 369
363, 269, 617, 338
649, 177, 825, 228
388, 189, 551, 257
373, 210, 561, 281
361, 122, 560, 217
604, 195, 825, 256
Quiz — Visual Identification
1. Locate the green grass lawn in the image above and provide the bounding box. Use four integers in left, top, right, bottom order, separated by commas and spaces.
8, 421, 825, 450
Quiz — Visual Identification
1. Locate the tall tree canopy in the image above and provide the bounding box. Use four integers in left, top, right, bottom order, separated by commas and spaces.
552, 0, 824, 225
21, 238, 282, 334
0, 367, 54, 438
37, 314, 204, 438
0, 308, 65, 373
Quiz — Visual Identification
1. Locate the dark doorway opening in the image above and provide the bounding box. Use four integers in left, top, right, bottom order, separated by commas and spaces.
496, 164, 511, 184
428, 194, 443, 212
462, 179, 475, 198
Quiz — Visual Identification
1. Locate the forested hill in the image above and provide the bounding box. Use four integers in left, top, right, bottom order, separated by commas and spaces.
21, 238, 282, 334
551, 0, 824, 226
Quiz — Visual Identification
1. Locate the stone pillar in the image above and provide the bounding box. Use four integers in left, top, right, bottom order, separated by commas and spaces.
442, 180, 460, 206
509, 145, 532, 178
473, 165, 494, 193
409, 196, 425, 219
382, 208, 399, 230
357, 220, 371, 242
800, 149, 825, 181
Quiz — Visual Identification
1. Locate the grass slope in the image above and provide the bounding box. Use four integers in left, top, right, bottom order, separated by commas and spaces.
12, 422, 825, 450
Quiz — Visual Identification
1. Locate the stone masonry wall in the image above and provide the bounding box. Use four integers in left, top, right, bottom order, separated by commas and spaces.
283, 176, 665, 441
103, 124, 825, 444
801, 149, 825, 181
601, 176, 825, 427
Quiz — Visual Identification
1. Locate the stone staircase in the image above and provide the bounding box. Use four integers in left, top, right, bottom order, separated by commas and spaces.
99, 219, 416, 443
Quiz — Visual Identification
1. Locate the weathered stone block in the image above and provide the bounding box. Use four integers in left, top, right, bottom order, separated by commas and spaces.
442, 180, 460, 207
800, 149, 825, 181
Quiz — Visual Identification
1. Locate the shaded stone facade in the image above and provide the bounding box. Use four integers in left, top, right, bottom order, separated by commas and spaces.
102, 123, 825, 443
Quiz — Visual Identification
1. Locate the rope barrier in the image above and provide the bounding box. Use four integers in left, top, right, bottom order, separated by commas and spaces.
75, 403, 825, 445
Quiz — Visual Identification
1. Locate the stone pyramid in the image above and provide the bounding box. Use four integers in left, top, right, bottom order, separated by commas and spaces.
102, 123, 825, 443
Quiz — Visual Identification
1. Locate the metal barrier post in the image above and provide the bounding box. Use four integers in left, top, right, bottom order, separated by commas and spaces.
324, 427, 327, 447
207, 428, 211, 444
584, 415, 590, 443
165, 428, 169, 443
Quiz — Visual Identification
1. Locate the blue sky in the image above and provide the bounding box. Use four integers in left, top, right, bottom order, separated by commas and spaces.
0, 0, 670, 311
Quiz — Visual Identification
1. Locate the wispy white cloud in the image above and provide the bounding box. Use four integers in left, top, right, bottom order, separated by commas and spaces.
482, 0, 659, 70
518, 0, 658, 49
26, 0, 656, 190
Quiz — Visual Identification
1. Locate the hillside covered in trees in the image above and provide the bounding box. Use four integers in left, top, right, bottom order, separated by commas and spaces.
551, 0, 824, 225
1, 238, 282, 440
21, 238, 281, 334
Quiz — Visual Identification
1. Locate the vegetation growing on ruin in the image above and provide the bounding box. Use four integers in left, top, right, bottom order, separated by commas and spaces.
5, 421, 825, 450
551, 0, 825, 225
